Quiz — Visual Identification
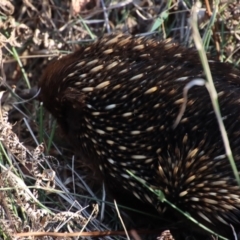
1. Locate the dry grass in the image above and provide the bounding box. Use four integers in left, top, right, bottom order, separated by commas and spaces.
0, 0, 240, 239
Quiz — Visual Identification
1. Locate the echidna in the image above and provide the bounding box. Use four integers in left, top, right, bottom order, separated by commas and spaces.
39, 34, 240, 239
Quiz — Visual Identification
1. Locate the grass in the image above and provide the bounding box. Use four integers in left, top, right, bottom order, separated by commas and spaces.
0, 0, 240, 239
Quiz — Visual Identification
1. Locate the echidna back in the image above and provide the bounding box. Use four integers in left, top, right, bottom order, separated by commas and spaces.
39, 34, 240, 239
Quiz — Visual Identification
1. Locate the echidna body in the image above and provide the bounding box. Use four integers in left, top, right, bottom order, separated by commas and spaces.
39, 34, 240, 238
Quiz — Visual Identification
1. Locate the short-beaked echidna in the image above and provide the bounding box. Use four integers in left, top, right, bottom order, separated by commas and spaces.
39, 34, 240, 239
